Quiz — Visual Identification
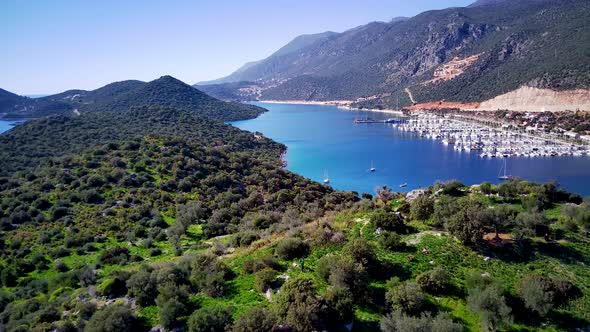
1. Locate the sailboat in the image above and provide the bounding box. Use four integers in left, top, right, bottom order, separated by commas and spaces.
498, 157, 512, 180
370, 161, 376, 172
323, 170, 330, 184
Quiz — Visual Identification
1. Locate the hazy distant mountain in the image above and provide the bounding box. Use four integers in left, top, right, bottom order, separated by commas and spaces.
467, 0, 508, 8
1, 76, 264, 121
203, 0, 590, 109
197, 31, 338, 85
0, 88, 28, 112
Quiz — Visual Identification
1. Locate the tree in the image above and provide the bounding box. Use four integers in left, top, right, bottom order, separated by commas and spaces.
513, 211, 549, 244
518, 275, 579, 316
275, 238, 309, 260
231, 307, 277, 332
85, 305, 142, 332
386, 282, 425, 315
484, 205, 518, 240
343, 238, 378, 274
467, 285, 511, 332
371, 210, 406, 232
518, 275, 554, 316
410, 195, 434, 221
381, 310, 463, 332
325, 287, 354, 328
254, 268, 278, 292
188, 305, 233, 332
447, 200, 487, 245
275, 277, 327, 332
380, 231, 406, 251
416, 268, 450, 294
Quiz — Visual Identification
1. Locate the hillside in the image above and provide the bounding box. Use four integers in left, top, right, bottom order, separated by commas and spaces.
203, 0, 590, 110
0, 76, 265, 121
197, 31, 338, 86
85, 76, 265, 122
1, 83, 589, 332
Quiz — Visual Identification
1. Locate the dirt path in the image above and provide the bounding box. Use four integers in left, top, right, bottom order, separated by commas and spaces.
405, 87, 416, 104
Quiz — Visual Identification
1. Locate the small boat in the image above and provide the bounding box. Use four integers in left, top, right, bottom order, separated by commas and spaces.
498, 158, 512, 180
370, 161, 376, 172
400, 183, 408, 188
323, 170, 330, 184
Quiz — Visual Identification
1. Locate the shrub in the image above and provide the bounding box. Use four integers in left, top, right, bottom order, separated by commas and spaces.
380, 231, 406, 250
231, 307, 277, 332
518, 275, 580, 316
386, 282, 425, 315
371, 209, 405, 232
381, 310, 463, 332
275, 277, 327, 332
410, 195, 434, 221
243, 256, 281, 274
416, 268, 450, 294
325, 287, 354, 327
187, 305, 233, 332
275, 238, 309, 260
254, 268, 278, 292
85, 305, 142, 332
344, 238, 378, 274
55, 261, 69, 272
98, 247, 130, 265
149, 247, 162, 257
467, 284, 511, 332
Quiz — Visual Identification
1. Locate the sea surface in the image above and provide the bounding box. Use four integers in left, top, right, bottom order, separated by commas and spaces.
232, 102, 590, 196
0, 120, 19, 134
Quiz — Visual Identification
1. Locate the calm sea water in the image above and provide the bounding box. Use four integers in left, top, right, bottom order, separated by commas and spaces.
232, 102, 590, 197
0, 120, 18, 134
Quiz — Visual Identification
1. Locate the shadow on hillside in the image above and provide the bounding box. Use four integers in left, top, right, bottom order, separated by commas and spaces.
534, 241, 589, 265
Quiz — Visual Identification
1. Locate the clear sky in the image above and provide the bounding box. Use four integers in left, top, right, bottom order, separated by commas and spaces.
1, 0, 473, 95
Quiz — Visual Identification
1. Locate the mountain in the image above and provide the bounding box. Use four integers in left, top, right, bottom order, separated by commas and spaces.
0, 88, 28, 112
0, 76, 265, 121
204, 0, 590, 110
196, 31, 338, 85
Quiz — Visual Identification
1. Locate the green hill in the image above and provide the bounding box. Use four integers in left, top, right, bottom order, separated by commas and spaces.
0, 76, 265, 121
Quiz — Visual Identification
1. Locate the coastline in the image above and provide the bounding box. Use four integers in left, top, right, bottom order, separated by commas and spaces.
258, 99, 405, 116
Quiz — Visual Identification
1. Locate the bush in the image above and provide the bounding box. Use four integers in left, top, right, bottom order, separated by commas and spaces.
254, 268, 278, 292
344, 238, 378, 274
371, 209, 405, 232
231, 307, 277, 332
325, 287, 354, 327
243, 256, 281, 274
85, 305, 142, 332
416, 268, 450, 294
410, 195, 434, 221
98, 247, 130, 265
386, 282, 425, 315
381, 310, 463, 332
275, 277, 327, 332
188, 305, 233, 332
467, 284, 511, 331
149, 247, 162, 257
380, 231, 406, 250
275, 238, 309, 260
518, 275, 580, 316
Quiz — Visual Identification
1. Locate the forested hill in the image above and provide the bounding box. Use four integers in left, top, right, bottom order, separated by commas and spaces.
201, 0, 590, 108
0, 107, 271, 177
0, 76, 265, 122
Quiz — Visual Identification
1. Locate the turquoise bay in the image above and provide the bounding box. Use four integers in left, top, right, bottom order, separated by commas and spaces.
232, 102, 590, 196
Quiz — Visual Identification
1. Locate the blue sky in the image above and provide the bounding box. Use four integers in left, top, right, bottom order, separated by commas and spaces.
1, 0, 473, 94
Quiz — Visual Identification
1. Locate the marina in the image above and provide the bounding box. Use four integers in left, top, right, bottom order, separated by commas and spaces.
392, 114, 589, 158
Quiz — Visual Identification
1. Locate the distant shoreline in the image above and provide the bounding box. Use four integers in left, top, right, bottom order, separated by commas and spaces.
257, 99, 404, 116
